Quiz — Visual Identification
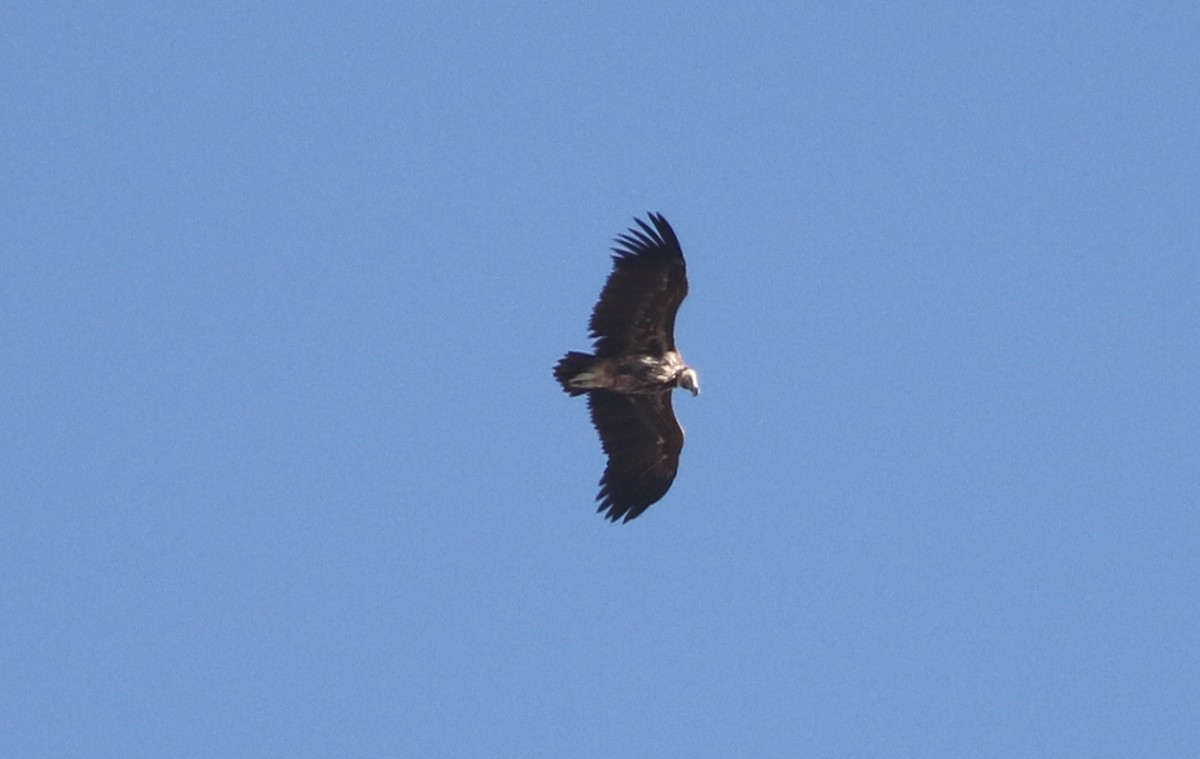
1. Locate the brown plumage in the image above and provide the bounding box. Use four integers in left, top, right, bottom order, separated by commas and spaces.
553, 213, 699, 523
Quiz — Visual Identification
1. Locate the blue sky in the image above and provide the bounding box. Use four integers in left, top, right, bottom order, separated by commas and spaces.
3, 3, 1198, 756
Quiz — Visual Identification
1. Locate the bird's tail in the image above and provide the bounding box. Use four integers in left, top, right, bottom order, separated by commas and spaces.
554, 351, 596, 396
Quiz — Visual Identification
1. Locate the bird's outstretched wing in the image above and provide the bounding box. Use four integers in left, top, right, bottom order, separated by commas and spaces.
588, 213, 688, 359
587, 389, 685, 522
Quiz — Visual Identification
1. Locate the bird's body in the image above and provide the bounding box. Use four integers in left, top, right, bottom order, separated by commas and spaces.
557, 350, 691, 396
553, 213, 698, 523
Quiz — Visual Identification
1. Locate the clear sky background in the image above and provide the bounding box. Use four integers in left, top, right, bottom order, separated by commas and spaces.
3, 3, 1198, 757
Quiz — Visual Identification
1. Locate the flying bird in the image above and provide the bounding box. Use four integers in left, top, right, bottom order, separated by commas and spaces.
554, 213, 699, 522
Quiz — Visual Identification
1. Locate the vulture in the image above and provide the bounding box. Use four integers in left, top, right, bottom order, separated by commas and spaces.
553, 213, 699, 522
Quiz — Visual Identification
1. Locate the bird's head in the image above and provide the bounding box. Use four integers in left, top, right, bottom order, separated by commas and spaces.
677, 367, 700, 397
